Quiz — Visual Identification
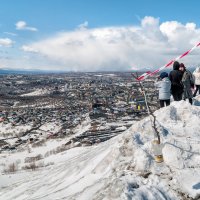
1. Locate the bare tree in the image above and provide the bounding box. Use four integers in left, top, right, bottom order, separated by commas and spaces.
131, 73, 161, 144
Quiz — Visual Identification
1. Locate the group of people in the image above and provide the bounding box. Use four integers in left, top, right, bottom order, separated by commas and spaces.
155, 61, 200, 108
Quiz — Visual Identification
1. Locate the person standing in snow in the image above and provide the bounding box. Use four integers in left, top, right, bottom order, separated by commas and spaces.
179, 63, 194, 105
169, 61, 184, 101
193, 66, 200, 97
155, 72, 171, 108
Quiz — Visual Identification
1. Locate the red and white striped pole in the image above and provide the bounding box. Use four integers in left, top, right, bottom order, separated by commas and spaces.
136, 42, 200, 81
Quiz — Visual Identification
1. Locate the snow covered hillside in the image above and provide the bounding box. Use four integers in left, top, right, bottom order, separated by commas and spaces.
1, 98, 200, 200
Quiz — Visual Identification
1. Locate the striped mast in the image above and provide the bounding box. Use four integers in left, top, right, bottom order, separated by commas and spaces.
136, 42, 200, 81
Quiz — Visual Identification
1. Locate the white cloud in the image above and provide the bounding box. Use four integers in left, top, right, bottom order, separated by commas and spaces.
4, 32, 17, 36
141, 16, 159, 28
159, 21, 200, 50
21, 45, 38, 53
16, 21, 38, 31
0, 38, 14, 47
78, 21, 89, 30
186, 23, 196, 30
20, 17, 200, 71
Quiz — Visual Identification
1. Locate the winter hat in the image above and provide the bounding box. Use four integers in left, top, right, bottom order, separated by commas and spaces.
160, 72, 168, 79
179, 63, 186, 69
173, 61, 180, 70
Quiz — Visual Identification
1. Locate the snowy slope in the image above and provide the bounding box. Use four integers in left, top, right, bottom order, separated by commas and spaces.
1, 99, 200, 200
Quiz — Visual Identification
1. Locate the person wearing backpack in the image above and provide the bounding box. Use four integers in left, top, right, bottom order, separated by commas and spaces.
169, 61, 184, 101
179, 63, 194, 104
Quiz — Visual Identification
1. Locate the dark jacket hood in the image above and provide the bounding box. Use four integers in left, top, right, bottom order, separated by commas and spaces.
173, 61, 180, 70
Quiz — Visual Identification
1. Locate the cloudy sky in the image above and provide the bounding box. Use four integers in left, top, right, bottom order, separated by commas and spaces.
0, 0, 200, 72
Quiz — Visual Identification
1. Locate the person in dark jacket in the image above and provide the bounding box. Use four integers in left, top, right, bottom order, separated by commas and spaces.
179, 63, 194, 104
169, 61, 184, 101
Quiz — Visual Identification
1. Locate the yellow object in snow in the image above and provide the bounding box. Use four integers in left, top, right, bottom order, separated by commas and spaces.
154, 155, 164, 163
152, 140, 164, 163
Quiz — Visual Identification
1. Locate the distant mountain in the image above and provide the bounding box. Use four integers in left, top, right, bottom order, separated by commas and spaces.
0, 66, 196, 75
0, 68, 66, 75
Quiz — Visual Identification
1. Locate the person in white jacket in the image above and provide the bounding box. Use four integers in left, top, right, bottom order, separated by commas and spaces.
193, 67, 200, 97
155, 72, 171, 108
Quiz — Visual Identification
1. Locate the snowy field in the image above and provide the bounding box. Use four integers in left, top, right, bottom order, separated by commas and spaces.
20, 89, 50, 96
0, 98, 200, 200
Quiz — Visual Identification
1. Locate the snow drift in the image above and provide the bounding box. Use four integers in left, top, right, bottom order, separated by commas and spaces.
1, 99, 200, 200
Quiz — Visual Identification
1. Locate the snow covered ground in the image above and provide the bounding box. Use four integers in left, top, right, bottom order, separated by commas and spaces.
20, 89, 50, 96
0, 98, 200, 200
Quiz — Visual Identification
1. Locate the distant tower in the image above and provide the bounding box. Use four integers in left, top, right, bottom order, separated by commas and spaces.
69, 83, 73, 89
64, 83, 68, 92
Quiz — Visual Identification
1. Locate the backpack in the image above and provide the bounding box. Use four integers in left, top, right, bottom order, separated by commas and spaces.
182, 70, 194, 88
